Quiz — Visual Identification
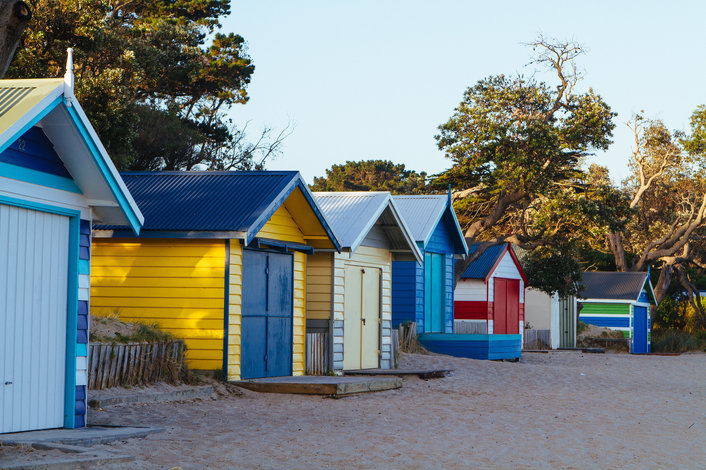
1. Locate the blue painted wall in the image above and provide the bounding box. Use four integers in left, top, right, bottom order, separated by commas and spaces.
392, 208, 461, 334
0, 126, 72, 177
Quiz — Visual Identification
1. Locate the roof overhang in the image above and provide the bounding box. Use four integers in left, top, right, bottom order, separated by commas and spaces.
483, 243, 528, 284
245, 173, 342, 252
0, 78, 143, 233
420, 199, 469, 255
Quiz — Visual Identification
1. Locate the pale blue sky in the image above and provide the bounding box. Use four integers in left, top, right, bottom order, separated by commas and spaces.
223, 1, 706, 184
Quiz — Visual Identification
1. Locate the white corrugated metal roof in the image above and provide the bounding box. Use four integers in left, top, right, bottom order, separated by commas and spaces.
392, 195, 448, 243
313, 191, 423, 263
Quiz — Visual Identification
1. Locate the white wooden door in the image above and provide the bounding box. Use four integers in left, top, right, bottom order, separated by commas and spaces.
1, 204, 69, 433
360, 268, 380, 369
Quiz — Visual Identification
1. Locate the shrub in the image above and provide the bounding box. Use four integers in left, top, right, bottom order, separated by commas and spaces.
651, 329, 706, 353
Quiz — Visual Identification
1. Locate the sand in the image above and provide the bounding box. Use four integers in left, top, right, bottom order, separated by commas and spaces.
85, 351, 705, 469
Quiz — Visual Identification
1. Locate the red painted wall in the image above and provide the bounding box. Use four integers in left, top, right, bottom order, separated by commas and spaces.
454, 301, 488, 320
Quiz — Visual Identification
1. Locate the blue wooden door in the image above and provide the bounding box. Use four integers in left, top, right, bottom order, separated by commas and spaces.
424, 253, 445, 333
632, 305, 648, 354
241, 250, 293, 379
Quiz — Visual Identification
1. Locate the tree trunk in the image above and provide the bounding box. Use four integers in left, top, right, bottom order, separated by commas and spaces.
0, 1, 31, 78
607, 232, 628, 271
653, 262, 672, 306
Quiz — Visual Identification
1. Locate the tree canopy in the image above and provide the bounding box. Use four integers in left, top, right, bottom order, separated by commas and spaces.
8, 0, 282, 171
434, 37, 619, 295
311, 160, 427, 194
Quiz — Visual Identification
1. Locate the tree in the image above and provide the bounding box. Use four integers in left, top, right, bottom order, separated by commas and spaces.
602, 108, 706, 328
434, 36, 618, 294
0, 1, 30, 77
7, 1, 281, 171
311, 160, 427, 194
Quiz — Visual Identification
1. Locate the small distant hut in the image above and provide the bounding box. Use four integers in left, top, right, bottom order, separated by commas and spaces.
578, 271, 655, 354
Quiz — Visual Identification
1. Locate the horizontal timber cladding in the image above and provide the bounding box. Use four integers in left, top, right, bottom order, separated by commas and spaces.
91, 238, 226, 371
579, 302, 631, 315
419, 333, 522, 360
305, 252, 333, 321
454, 301, 488, 320
257, 204, 306, 244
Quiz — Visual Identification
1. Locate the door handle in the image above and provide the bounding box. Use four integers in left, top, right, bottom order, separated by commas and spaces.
4, 381, 11, 385
362, 318, 366, 325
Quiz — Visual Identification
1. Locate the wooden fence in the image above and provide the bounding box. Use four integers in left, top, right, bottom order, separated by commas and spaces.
523, 329, 551, 349
88, 341, 186, 390
305, 332, 329, 375
454, 320, 488, 334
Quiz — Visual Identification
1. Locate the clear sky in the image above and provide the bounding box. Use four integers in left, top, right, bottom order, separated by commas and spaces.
223, 1, 706, 184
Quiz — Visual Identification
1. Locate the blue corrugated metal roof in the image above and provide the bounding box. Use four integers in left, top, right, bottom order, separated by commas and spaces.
95, 171, 340, 249
393, 195, 469, 254
461, 243, 508, 279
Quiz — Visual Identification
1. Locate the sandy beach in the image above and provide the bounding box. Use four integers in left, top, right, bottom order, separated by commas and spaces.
85, 351, 705, 469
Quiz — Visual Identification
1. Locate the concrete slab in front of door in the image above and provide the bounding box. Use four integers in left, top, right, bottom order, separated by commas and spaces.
233, 376, 402, 396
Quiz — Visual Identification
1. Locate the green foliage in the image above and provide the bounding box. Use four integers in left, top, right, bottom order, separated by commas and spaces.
654, 295, 689, 331
9, 0, 264, 170
651, 329, 705, 353
311, 160, 428, 194
520, 246, 583, 297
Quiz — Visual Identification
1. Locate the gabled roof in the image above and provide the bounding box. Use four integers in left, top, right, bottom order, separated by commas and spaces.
313, 191, 423, 263
392, 195, 469, 255
0, 76, 143, 233
580, 271, 655, 303
96, 171, 341, 250
461, 243, 527, 283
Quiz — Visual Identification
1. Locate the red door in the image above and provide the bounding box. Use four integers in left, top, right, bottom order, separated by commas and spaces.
493, 278, 520, 334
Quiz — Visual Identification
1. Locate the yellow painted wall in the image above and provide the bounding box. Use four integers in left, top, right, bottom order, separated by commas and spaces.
305, 252, 333, 321
258, 205, 305, 243
91, 239, 226, 370
226, 202, 308, 380
227, 241, 242, 381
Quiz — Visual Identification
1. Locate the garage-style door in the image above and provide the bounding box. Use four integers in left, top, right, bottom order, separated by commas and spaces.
241, 250, 293, 379
1, 204, 69, 433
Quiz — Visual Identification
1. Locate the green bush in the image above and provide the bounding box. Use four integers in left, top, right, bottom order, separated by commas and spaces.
576, 320, 589, 335
651, 329, 706, 353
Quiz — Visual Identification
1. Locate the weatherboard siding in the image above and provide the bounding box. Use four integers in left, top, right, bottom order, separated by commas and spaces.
90, 239, 227, 370
258, 204, 305, 243
306, 252, 333, 321
292, 251, 307, 376
227, 241, 242, 380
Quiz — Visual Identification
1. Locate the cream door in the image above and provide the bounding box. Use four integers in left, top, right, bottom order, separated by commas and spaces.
343, 265, 380, 370
360, 267, 380, 369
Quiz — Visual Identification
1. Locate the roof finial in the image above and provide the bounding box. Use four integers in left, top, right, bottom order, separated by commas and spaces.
64, 48, 74, 104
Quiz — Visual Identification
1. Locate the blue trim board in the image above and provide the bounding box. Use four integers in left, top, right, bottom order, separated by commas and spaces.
0, 194, 81, 429
579, 316, 630, 328
419, 333, 522, 360
0, 95, 64, 155
0, 161, 82, 193
64, 102, 142, 235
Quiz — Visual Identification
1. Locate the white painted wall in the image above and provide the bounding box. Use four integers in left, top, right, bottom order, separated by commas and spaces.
524, 288, 560, 348
488, 251, 524, 302
454, 278, 486, 301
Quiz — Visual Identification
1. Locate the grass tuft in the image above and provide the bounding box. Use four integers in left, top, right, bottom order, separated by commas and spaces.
651, 329, 706, 353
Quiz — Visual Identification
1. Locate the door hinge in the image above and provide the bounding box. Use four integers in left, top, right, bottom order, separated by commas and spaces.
4, 381, 12, 385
